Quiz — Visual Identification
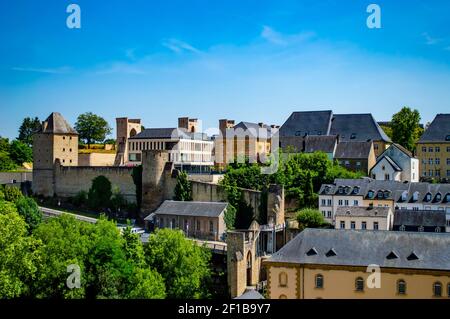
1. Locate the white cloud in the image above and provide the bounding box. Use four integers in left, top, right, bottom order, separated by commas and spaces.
162, 38, 202, 54
11, 66, 72, 74
261, 25, 315, 46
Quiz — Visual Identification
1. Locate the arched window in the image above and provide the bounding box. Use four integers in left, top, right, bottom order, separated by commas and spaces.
279, 294, 287, 299
399, 225, 406, 231
433, 282, 442, 297
397, 280, 406, 295
355, 277, 364, 292
435, 227, 441, 233
315, 274, 324, 289
279, 272, 288, 287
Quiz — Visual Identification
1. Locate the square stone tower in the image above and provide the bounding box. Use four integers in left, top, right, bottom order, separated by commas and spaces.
32, 112, 78, 197
115, 117, 142, 166
178, 117, 199, 133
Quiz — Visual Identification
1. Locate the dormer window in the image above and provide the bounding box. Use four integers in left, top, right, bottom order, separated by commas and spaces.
352, 186, 360, 195
407, 252, 419, 261
386, 251, 399, 260
368, 190, 374, 199
445, 135, 450, 141
446, 194, 450, 203
401, 191, 408, 202
435, 193, 442, 202
306, 248, 318, 256
345, 186, 351, 194
418, 226, 424, 232
399, 225, 406, 231
377, 191, 384, 199
350, 133, 356, 139
325, 249, 337, 257
384, 191, 390, 199
338, 187, 344, 194
412, 192, 419, 202
425, 193, 432, 202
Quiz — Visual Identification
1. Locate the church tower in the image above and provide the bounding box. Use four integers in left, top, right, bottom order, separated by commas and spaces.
32, 112, 78, 197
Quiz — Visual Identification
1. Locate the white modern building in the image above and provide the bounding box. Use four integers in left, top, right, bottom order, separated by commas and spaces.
370, 143, 419, 182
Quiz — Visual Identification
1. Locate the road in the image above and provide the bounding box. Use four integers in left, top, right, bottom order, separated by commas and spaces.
39, 206, 98, 224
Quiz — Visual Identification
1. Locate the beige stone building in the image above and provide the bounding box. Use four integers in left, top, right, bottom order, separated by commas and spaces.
264, 229, 450, 299
32, 112, 79, 197
335, 206, 393, 230
144, 200, 228, 241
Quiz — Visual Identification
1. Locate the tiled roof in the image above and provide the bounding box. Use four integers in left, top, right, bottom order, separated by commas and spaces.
266, 228, 450, 271
280, 135, 337, 153
393, 210, 446, 227
130, 128, 208, 140
418, 114, 450, 143
228, 121, 277, 138
279, 110, 333, 137
335, 206, 391, 218
145, 200, 228, 220
40, 112, 77, 135
334, 141, 373, 159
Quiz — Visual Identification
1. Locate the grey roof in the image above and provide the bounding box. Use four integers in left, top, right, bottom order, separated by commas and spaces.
228, 121, 276, 138
319, 178, 450, 204
330, 114, 391, 142
393, 210, 446, 227
382, 156, 402, 172
418, 114, 450, 143
145, 200, 228, 220
235, 289, 265, 299
334, 141, 373, 159
280, 110, 333, 137
131, 128, 208, 140
266, 228, 450, 271
40, 112, 77, 135
280, 111, 391, 142
280, 135, 337, 153
335, 206, 391, 218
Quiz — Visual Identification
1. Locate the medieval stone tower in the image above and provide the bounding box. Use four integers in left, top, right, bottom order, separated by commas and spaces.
114, 117, 142, 166
178, 117, 198, 133
32, 112, 78, 197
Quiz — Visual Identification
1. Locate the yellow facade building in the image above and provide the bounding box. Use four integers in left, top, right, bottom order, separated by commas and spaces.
416, 114, 450, 180
264, 229, 450, 299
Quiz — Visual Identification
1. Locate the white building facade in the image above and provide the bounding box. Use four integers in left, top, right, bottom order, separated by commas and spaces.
370, 144, 419, 182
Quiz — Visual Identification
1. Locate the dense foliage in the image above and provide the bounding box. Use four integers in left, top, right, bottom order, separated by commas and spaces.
18, 117, 41, 147
74, 112, 112, 148
0, 137, 33, 170
391, 107, 423, 152
296, 208, 330, 231
174, 171, 193, 201
0, 192, 212, 299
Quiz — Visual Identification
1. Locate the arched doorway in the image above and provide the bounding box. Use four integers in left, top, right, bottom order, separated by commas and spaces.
246, 251, 252, 286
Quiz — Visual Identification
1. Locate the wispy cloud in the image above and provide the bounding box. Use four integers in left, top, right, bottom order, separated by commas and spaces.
261, 26, 315, 46
94, 62, 146, 75
162, 38, 202, 54
11, 66, 72, 74
422, 32, 442, 45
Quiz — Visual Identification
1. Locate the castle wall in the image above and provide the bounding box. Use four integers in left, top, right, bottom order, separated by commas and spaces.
53, 164, 136, 203
78, 153, 116, 166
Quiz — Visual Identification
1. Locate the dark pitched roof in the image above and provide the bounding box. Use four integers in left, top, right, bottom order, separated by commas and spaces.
146, 200, 228, 219
229, 121, 277, 138
235, 289, 265, 299
280, 135, 337, 153
335, 206, 391, 218
418, 114, 450, 143
40, 112, 77, 135
334, 141, 373, 159
330, 114, 391, 142
394, 210, 446, 227
390, 143, 413, 158
280, 110, 333, 137
131, 128, 208, 140
382, 156, 402, 172
266, 228, 450, 271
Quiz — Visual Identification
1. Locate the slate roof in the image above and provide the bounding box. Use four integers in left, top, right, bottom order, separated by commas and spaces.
228, 121, 277, 138
334, 141, 373, 159
130, 128, 208, 140
330, 114, 391, 142
145, 200, 228, 220
280, 110, 333, 137
40, 112, 78, 135
393, 210, 446, 227
266, 228, 450, 271
280, 111, 391, 142
335, 206, 391, 218
418, 114, 450, 143
382, 156, 402, 172
235, 289, 265, 299
280, 135, 338, 153
319, 178, 450, 204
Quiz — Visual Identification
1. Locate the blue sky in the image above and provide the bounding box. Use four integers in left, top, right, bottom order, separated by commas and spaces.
1, 0, 450, 139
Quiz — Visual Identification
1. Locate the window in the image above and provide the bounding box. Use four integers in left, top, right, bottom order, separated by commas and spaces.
429, 147, 433, 152
435, 227, 441, 233
344, 200, 349, 206
321, 199, 326, 206
327, 199, 332, 206
422, 146, 427, 152
196, 220, 201, 231
353, 200, 359, 206
355, 277, 364, 292
425, 193, 432, 202
350, 221, 356, 229
209, 221, 214, 232
447, 146, 450, 152
321, 211, 326, 217
385, 174, 390, 180
361, 221, 367, 230
447, 158, 450, 165
373, 222, 379, 230
279, 272, 288, 287
399, 225, 406, 231
448, 283, 450, 298
435, 158, 440, 165
418, 226, 424, 232
433, 282, 442, 297
429, 158, 433, 165
340, 221, 345, 229
397, 280, 406, 295
338, 200, 343, 206
435, 146, 440, 152
327, 211, 332, 218
315, 274, 324, 289
356, 161, 361, 167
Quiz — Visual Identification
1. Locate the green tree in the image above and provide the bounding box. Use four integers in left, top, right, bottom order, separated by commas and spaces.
3, 186, 24, 202
88, 175, 112, 210
9, 140, 33, 165
0, 151, 17, 171
223, 204, 236, 230
0, 201, 40, 298
296, 208, 327, 231
144, 228, 211, 299
15, 197, 42, 233
391, 107, 422, 152
174, 171, 192, 201
74, 112, 112, 148
18, 117, 41, 147
131, 165, 143, 210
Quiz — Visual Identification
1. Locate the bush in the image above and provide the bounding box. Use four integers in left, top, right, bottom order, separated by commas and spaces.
88, 176, 112, 210
3, 186, 24, 203
15, 197, 42, 233
296, 208, 327, 231
71, 190, 88, 207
